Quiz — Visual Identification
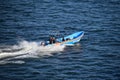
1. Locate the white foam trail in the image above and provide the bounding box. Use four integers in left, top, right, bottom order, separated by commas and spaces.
0, 60, 25, 65
0, 40, 65, 64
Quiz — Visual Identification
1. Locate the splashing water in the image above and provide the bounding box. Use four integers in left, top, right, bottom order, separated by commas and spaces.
0, 41, 65, 64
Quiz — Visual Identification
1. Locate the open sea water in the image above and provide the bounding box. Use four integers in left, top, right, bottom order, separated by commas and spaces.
0, 0, 120, 80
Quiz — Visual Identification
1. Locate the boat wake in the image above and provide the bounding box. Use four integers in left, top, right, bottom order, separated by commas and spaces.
0, 40, 65, 65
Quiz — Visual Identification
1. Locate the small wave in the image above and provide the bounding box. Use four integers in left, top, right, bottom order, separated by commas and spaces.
0, 60, 25, 65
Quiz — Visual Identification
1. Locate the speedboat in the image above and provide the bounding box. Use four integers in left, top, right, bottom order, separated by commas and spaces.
46, 31, 84, 46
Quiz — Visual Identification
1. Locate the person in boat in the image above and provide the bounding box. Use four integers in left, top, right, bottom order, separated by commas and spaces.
49, 36, 56, 44
49, 37, 53, 44
52, 37, 56, 43
62, 37, 65, 41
